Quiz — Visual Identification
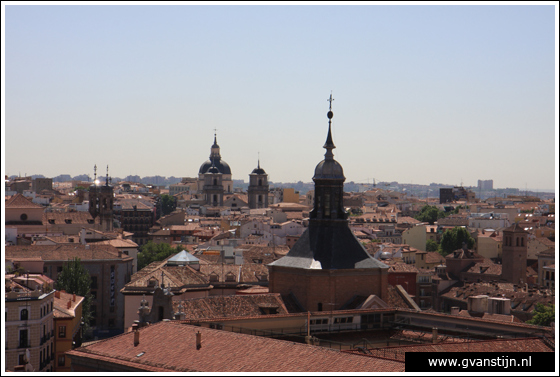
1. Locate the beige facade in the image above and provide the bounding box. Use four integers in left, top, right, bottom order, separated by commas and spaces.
476, 233, 502, 259
401, 224, 427, 252
5, 289, 55, 372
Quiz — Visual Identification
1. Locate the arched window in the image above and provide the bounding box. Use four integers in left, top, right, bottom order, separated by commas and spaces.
213, 178, 218, 186
20, 308, 28, 321
516, 237, 519, 247
521, 237, 524, 247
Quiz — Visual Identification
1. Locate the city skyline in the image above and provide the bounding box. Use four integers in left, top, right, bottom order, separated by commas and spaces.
3, 3, 558, 192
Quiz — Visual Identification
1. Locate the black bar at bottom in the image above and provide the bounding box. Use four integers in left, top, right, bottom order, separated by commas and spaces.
405, 352, 555, 372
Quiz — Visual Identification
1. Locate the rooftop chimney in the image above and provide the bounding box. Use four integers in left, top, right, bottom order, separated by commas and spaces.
432, 327, 438, 343
72, 294, 76, 302
55, 291, 61, 299
133, 324, 140, 346
196, 331, 202, 350
67, 300, 71, 309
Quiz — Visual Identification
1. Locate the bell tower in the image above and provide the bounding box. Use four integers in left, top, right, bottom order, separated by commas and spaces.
88, 165, 114, 232
501, 223, 528, 285
248, 157, 269, 209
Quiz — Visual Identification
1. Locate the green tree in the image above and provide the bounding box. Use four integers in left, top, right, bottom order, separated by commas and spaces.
55, 258, 93, 335
439, 226, 475, 256
161, 194, 177, 216
414, 205, 446, 225
137, 242, 183, 271
526, 303, 555, 326
426, 239, 439, 252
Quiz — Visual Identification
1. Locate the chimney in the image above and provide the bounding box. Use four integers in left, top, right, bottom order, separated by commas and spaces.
67, 300, 72, 309
55, 291, 61, 299
432, 327, 438, 343
133, 323, 140, 346
80, 228, 86, 245
73, 294, 76, 302
450, 307, 460, 315
196, 331, 202, 350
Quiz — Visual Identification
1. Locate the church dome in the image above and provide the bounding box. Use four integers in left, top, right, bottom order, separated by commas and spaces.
313, 159, 344, 180
199, 159, 231, 175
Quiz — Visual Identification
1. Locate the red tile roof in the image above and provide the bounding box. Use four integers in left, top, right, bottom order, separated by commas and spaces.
5, 193, 44, 209
67, 321, 405, 372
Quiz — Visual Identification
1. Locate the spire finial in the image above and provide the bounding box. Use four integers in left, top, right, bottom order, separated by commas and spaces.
93, 165, 97, 182
106, 165, 109, 186
258, 151, 260, 169
324, 93, 335, 158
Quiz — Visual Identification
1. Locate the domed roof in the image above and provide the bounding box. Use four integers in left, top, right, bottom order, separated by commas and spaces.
199, 158, 231, 175
251, 160, 266, 175
313, 159, 344, 180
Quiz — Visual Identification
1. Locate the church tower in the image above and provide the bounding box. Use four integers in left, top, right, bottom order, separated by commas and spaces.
268, 95, 389, 312
203, 163, 224, 207
197, 132, 233, 193
248, 158, 269, 209
501, 223, 528, 285
88, 165, 114, 232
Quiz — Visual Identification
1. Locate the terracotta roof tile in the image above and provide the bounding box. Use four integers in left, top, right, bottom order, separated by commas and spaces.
67, 321, 405, 372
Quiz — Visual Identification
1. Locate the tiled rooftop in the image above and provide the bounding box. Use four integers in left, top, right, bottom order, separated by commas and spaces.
67, 321, 405, 372
172, 293, 289, 319
5, 244, 132, 262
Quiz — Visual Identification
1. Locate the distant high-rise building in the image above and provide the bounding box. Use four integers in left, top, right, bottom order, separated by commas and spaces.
478, 179, 493, 190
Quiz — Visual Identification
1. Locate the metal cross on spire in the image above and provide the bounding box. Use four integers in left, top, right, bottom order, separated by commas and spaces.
327, 92, 334, 110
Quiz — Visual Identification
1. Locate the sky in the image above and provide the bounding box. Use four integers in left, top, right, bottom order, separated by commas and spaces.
2, 3, 558, 192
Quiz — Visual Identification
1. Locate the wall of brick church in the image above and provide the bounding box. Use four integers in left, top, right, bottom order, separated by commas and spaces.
269, 266, 387, 312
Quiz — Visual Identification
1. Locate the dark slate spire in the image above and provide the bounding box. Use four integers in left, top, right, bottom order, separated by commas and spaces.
269, 94, 388, 271
323, 93, 336, 158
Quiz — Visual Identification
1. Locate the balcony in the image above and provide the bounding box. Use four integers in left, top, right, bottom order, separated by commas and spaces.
18, 341, 31, 349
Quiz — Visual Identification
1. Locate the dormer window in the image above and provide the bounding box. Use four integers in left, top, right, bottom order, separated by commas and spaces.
48, 219, 55, 224
225, 272, 236, 282
147, 278, 158, 288
209, 273, 219, 283
65, 219, 72, 224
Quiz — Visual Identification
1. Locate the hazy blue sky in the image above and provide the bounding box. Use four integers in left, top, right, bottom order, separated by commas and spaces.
3, 3, 558, 191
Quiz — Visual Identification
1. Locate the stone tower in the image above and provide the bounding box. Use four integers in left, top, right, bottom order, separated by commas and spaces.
88, 165, 114, 232
248, 159, 269, 209
203, 164, 224, 207
268, 95, 389, 312
501, 223, 528, 285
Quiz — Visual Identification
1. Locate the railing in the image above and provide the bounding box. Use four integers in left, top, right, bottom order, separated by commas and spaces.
18, 341, 31, 349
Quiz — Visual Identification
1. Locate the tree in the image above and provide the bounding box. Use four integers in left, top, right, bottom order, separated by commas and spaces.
426, 239, 439, 252
160, 194, 177, 216
414, 205, 446, 225
137, 242, 183, 271
55, 258, 93, 335
526, 303, 555, 326
439, 226, 475, 256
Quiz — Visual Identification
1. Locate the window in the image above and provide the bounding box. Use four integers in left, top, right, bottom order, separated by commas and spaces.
58, 355, 65, 367
91, 291, 97, 300
334, 317, 353, 324
317, 303, 323, 311
43, 266, 48, 274
90, 276, 98, 290
20, 308, 29, 321
19, 329, 28, 348
20, 213, 28, 221
57, 266, 62, 273
310, 318, 328, 325
59, 325, 66, 338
